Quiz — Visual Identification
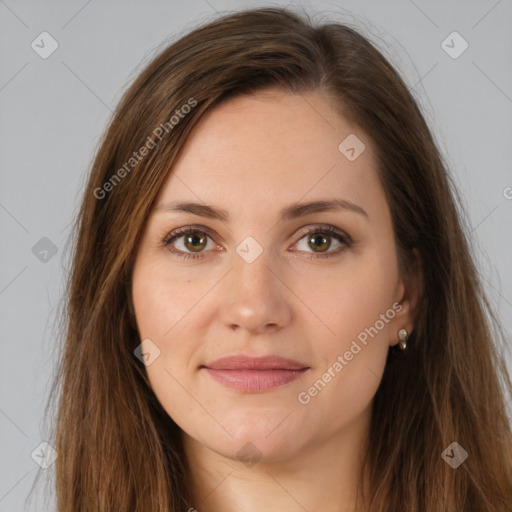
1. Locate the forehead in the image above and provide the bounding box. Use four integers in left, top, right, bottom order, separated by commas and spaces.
154, 88, 384, 224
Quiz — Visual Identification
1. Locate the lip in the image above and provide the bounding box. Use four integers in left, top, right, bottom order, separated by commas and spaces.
201, 355, 310, 392
204, 355, 309, 371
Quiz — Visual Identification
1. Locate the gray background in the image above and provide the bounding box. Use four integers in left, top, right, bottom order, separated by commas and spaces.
1, 0, 511, 510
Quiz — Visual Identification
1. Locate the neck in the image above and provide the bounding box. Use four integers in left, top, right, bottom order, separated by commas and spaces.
182, 407, 371, 512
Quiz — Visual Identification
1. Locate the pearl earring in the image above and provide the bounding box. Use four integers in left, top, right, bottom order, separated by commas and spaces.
398, 328, 409, 350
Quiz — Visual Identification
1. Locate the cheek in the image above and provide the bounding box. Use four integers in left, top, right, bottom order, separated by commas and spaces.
291, 249, 399, 349
131, 252, 217, 427
293, 251, 398, 415
131, 263, 200, 431
132, 250, 205, 340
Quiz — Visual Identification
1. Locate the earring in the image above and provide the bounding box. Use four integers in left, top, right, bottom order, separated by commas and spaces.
398, 328, 408, 350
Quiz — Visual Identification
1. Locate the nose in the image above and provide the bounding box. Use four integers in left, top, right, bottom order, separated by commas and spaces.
217, 249, 292, 335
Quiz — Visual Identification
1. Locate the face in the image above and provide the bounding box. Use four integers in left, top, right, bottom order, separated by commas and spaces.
131, 88, 416, 463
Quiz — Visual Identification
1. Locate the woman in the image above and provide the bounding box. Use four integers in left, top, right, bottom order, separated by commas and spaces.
49, 7, 512, 511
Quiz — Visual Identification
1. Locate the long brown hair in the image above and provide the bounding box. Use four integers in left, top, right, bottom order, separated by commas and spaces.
44, 7, 511, 511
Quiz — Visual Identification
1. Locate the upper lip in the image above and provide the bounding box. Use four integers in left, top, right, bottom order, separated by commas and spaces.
202, 355, 309, 371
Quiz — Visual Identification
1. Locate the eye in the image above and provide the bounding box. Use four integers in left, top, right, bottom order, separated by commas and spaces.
292, 225, 352, 259
163, 224, 352, 260
163, 226, 219, 260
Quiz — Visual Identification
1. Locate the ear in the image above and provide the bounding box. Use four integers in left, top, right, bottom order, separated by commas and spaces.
388, 248, 423, 347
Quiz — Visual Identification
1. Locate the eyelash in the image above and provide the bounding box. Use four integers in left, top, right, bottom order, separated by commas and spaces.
162, 224, 352, 261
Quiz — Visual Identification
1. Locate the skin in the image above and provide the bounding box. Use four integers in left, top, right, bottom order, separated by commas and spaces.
131, 88, 421, 512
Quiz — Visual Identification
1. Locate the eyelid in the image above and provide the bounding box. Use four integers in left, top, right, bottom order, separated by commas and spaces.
162, 224, 220, 245
162, 224, 224, 260
292, 223, 353, 246
162, 223, 352, 259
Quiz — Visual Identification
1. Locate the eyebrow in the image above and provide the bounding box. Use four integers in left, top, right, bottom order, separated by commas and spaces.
154, 199, 368, 223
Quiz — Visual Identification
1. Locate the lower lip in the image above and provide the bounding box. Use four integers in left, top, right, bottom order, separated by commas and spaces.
203, 368, 308, 392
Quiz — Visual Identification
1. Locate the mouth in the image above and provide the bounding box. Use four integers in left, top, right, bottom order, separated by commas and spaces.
201, 355, 310, 392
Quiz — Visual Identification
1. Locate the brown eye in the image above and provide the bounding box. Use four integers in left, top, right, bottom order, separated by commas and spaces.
294, 225, 352, 259
163, 227, 217, 259
307, 233, 331, 252
183, 232, 207, 252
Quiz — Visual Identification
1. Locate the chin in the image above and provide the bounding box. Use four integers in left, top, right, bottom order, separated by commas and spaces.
211, 435, 305, 466
203, 413, 309, 464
